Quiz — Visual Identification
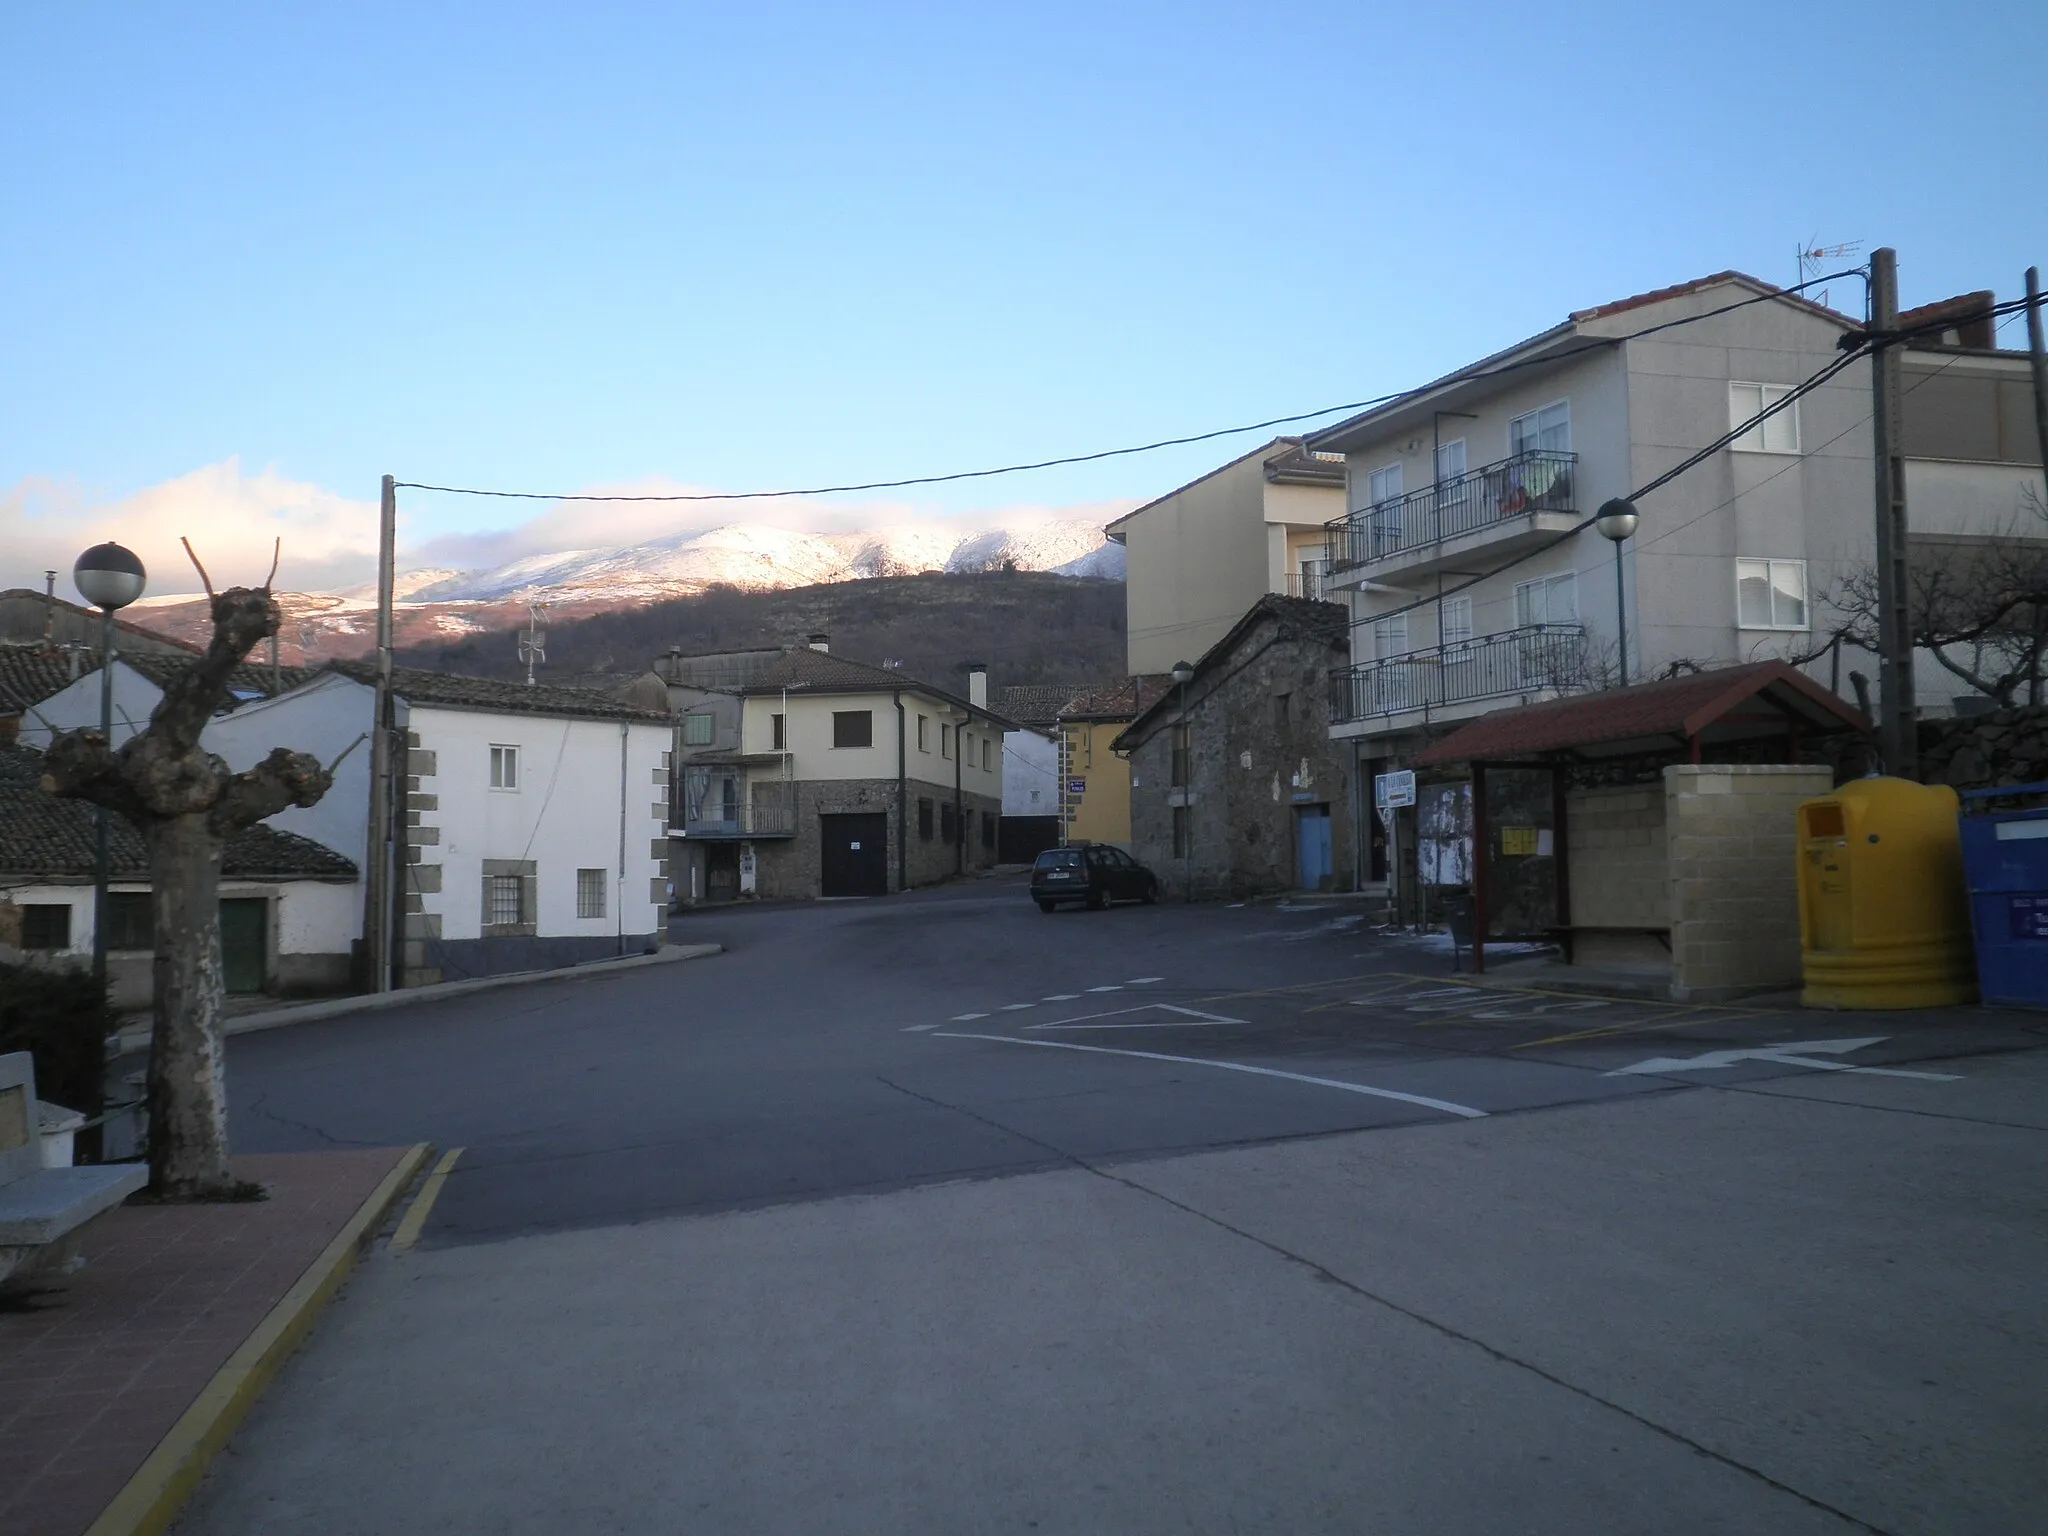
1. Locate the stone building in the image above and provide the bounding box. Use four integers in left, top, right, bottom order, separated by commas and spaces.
1118, 595, 1354, 899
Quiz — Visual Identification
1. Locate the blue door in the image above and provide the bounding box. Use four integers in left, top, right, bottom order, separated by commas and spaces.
1296, 805, 1333, 891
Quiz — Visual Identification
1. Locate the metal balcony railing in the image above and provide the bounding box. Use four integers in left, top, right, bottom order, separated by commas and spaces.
1325, 450, 1578, 570
1329, 624, 1587, 722
671, 803, 798, 838
1284, 559, 1330, 601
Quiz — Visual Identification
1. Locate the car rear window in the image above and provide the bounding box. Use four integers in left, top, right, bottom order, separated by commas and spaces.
1034, 849, 1084, 869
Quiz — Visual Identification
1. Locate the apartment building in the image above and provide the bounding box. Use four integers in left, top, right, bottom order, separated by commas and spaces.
1310, 270, 2041, 888
1105, 437, 1346, 675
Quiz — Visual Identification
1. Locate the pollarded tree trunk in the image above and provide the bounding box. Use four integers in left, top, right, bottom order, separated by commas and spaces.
145, 813, 232, 1197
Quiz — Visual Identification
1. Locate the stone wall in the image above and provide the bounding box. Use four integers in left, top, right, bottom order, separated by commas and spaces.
1564, 783, 1669, 972
748, 777, 1001, 899
1922, 705, 2048, 789
1664, 763, 1834, 1001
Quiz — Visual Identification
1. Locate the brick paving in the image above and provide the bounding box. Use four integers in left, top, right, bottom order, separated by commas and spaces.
0, 1147, 411, 1536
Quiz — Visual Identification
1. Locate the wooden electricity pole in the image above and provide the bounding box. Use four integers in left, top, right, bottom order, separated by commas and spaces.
2026, 267, 2048, 480
1869, 248, 1917, 778
365, 474, 397, 992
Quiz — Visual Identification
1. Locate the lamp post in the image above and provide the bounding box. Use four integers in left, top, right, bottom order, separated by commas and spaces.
1594, 499, 1639, 688
73, 542, 147, 993
1170, 660, 1194, 901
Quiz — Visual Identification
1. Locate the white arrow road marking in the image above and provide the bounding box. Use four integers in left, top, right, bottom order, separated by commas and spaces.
930, 1033, 1487, 1118
1026, 1003, 1247, 1032
1606, 1037, 1961, 1081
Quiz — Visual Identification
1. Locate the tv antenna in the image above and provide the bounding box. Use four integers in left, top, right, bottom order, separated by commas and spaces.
518, 602, 548, 685
1797, 237, 1863, 313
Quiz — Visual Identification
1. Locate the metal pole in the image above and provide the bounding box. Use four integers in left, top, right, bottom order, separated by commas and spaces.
91, 607, 115, 992
365, 474, 397, 992
1869, 248, 1917, 778
1613, 538, 1629, 687
1180, 681, 1192, 904
2026, 267, 2048, 487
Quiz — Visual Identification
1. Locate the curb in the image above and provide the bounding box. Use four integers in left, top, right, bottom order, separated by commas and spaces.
115, 943, 724, 1053
82, 1142, 434, 1536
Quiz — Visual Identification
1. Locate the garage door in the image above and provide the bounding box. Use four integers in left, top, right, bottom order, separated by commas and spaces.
820, 813, 889, 897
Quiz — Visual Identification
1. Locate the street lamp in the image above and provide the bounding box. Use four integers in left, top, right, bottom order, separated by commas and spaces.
1594, 499, 1639, 688
74, 542, 146, 993
1170, 660, 1195, 901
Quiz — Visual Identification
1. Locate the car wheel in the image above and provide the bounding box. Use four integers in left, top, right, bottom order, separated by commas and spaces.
1087, 886, 1109, 910
1141, 880, 1158, 905
1037, 899, 1057, 914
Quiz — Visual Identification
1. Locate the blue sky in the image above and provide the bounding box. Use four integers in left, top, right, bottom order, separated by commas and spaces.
4, 0, 2043, 593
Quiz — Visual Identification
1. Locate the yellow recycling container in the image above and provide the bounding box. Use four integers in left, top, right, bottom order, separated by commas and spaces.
1798, 777, 1977, 1009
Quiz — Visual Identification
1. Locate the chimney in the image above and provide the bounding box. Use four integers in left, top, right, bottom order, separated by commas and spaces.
966, 661, 988, 711
807, 633, 830, 653
43, 570, 57, 642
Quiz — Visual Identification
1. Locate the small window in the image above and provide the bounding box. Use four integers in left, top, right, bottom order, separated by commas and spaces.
108, 892, 153, 951
1510, 400, 1571, 456
832, 710, 873, 749
1367, 463, 1404, 507
490, 745, 519, 789
1737, 558, 1809, 629
681, 713, 714, 746
1434, 439, 1467, 481
982, 737, 993, 772
770, 713, 786, 750
1273, 693, 1292, 728
1371, 613, 1409, 657
918, 797, 935, 840
1441, 596, 1474, 646
487, 874, 525, 927
1514, 573, 1579, 627
21, 903, 71, 950
916, 715, 929, 751
1730, 383, 1800, 454
1172, 805, 1191, 858
941, 802, 958, 843
576, 868, 607, 920
940, 724, 952, 760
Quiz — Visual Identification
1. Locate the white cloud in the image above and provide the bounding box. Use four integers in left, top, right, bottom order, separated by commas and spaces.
2, 460, 1136, 599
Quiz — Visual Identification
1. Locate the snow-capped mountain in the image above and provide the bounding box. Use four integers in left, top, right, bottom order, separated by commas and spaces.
403, 518, 1123, 604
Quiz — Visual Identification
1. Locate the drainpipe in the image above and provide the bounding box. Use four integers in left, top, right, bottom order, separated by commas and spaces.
954, 714, 965, 877
617, 721, 629, 956
894, 691, 907, 893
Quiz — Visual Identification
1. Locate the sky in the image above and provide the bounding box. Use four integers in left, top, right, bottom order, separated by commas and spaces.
4, 0, 2044, 598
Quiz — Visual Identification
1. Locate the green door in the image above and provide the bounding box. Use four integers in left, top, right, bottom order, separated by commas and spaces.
218, 898, 268, 994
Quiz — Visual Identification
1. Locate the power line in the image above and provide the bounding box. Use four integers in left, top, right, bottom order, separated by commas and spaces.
393, 271, 1866, 506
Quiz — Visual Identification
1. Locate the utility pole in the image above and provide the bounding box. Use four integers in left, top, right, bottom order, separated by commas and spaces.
2026, 267, 2048, 483
365, 474, 397, 992
1869, 248, 1917, 778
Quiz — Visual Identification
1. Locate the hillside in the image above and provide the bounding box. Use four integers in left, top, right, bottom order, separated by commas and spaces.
393, 571, 1128, 695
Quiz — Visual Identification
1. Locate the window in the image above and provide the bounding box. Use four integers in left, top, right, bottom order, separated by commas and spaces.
1730, 383, 1800, 454
1509, 400, 1571, 456
1172, 805, 1191, 858
20, 904, 70, 950
1170, 723, 1191, 788
1434, 439, 1467, 481
1441, 596, 1474, 646
489, 745, 519, 790
487, 875, 525, 927
941, 803, 958, 843
1368, 463, 1403, 507
1737, 558, 1809, 629
917, 714, 930, 751
770, 713, 786, 750
918, 797, 935, 840
1273, 692, 1292, 728
981, 737, 993, 772
941, 724, 952, 760
1367, 462, 1405, 547
576, 868, 607, 920
831, 710, 873, 749
1371, 613, 1409, 657
1515, 573, 1579, 627
108, 892, 153, 950
681, 713, 714, 746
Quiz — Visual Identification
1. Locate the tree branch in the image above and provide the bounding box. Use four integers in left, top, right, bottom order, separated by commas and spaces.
40, 730, 151, 821
142, 586, 281, 761
182, 537, 216, 601
264, 536, 281, 592
208, 748, 333, 836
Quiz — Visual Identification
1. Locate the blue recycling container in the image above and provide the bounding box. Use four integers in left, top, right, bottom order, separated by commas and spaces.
1958, 782, 2048, 1009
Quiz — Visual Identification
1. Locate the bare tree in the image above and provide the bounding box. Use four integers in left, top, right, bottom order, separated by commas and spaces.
1811, 534, 2048, 708
39, 553, 333, 1200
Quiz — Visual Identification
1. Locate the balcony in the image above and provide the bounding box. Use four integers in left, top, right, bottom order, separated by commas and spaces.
1329, 624, 1587, 726
1283, 559, 1330, 601
1325, 450, 1579, 586
669, 803, 797, 840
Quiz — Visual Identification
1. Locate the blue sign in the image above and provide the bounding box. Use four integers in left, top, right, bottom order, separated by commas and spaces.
1067, 779, 1086, 795
2009, 893, 2048, 941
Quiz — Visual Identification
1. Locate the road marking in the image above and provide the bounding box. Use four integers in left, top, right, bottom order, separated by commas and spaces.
390, 1147, 463, 1253
1513, 1008, 1723, 1049
929, 1034, 1487, 1118
1128, 976, 1165, 985
950, 1012, 990, 1021
1001, 1002, 1037, 1012
901, 1023, 942, 1032
1026, 1003, 1247, 1032
1605, 1037, 1960, 1082
1043, 993, 1081, 1001
1086, 985, 1124, 993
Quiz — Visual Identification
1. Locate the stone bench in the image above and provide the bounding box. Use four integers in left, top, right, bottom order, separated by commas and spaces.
0, 1051, 146, 1289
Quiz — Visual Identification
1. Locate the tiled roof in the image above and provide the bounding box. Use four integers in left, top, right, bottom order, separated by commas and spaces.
995, 684, 1087, 728
324, 662, 674, 723
1411, 661, 1868, 765
1059, 675, 1176, 723
0, 647, 308, 716
0, 746, 357, 880
1263, 443, 1347, 486
1569, 269, 1857, 328
718, 648, 1021, 729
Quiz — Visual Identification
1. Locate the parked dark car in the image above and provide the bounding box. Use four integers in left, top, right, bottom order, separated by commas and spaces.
1030, 844, 1159, 912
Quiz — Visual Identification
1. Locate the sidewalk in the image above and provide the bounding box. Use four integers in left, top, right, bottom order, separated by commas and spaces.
0, 1145, 426, 1536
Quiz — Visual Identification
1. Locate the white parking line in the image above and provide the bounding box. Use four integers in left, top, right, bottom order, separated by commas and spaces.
1026, 1003, 1245, 1032
1086, 986, 1124, 993
901, 1023, 941, 1032
1043, 993, 1080, 1001
951, 1012, 989, 1021
1001, 1003, 1037, 1012
1128, 977, 1165, 985
929, 1033, 1488, 1118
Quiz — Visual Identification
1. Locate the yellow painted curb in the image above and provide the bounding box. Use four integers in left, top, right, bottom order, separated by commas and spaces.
84, 1142, 434, 1536
390, 1147, 464, 1253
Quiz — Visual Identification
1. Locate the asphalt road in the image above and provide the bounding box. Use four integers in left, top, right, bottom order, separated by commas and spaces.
178, 877, 2048, 1534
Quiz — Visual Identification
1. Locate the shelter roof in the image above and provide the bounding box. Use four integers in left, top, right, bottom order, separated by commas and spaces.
1412, 661, 1868, 766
